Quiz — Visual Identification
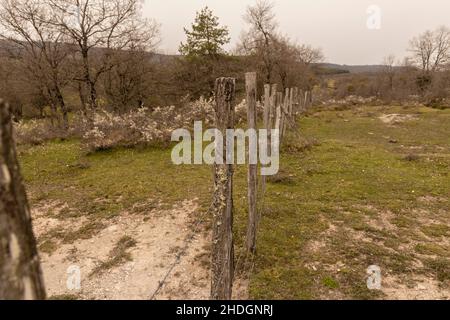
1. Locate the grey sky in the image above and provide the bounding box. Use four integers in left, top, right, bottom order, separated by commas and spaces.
143, 0, 450, 65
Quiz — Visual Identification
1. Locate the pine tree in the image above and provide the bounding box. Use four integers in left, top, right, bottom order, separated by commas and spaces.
179, 6, 230, 59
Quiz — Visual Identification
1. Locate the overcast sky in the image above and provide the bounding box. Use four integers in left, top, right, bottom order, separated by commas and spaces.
143, 0, 450, 65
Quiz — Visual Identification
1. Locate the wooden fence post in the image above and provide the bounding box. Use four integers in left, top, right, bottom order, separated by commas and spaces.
261, 83, 271, 193
292, 87, 298, 115
270, 84, 277, 127
0, 100, 46, 300
282, 88, 289, 137
277, 92, 282, 140
289, 88, 294, 118
246, 73, 258, 254
263, 84, 271, 138
299, 89, 304, 112
275, 104, 282, 138
211, 78, 235, 300
304, 91, 309, 111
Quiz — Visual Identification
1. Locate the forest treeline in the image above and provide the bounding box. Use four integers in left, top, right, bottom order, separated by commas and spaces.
0, 0, 449, 128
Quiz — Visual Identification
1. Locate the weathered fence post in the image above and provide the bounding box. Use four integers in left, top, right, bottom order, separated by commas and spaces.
282, 88, 289, 137
299, 89, 304, 112
292, 87, 298, 115
289, 88, 294, 118
261, 83, 271, 193
304, 91, 309, 111
277, 92, 282, 140
270, 84, 277, 127
275, 104, 282, 137
263, 84, 271, 138
246, 73, 258, 254
0, 100, 46, 300
211, 78, 235, 300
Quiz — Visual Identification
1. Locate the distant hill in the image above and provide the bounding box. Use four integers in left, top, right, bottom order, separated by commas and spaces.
0, 39, 397, 75
317, 63, 390, 74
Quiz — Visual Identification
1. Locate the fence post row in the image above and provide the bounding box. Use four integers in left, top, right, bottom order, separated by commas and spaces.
210, 74, 313, 298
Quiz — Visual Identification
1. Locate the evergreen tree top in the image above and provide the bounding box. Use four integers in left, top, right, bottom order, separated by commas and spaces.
179, 6, 230, 58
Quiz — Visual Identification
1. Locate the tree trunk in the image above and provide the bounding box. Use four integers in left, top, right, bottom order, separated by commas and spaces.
81, 48, 98, 109
49, 103, 59, 128
210, 78, 235, 300
0, 100, 46, 300
77, 82, 88, 117
55, 86, 68, 130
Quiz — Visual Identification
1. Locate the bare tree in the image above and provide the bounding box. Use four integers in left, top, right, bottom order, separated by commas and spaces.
103, 47, 154, 112
272, 35, 323, 90
0, 100, 46, 300
0, 0, 71, 128
240, 0, 277, 83
382, 54, 397, 92
47, 0, 159, 110
409, 26, 450, 73
0, 52, 26, 119
240, 1, 322, 90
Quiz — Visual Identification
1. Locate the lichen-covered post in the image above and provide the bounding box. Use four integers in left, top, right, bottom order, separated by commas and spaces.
304, 91, 309, 111
263, 84, 271, 137
275, 105, 282, 139
211, 78, 235, 300
261, 83, 272, 193
270, 84, 278, 127
0, 100, 46, 300
246, 73, 258, 254
289, 88, 294, 118
299, 89, 304, 112
282, 88, 289, 137
277, 92, 284, 141
293, 87, 299, 115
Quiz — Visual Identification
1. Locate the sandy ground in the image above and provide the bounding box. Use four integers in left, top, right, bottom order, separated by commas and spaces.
379, 114, 418, 125
32, 199, 217, 300
382, 275, 449, 300
308, 203, 450, 300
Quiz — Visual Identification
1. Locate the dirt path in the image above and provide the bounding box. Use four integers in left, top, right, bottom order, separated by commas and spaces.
32, 199, 213, 300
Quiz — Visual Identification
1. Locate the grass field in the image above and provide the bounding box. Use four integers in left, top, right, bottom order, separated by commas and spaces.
19, 105, 450, 299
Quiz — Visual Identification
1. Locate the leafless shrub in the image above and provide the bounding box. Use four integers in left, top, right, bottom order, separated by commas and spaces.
14, 96, 261, 151
14, 120, 69, 145
81, 97, 218, 152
